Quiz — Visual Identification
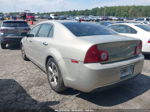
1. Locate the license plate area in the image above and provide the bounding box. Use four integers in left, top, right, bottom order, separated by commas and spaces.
120, 65, 134, 79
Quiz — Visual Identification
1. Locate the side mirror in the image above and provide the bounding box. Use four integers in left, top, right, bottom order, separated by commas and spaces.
27, 34, 34, 37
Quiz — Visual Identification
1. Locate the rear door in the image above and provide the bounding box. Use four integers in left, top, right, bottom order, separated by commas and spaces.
30, 23, 53, 67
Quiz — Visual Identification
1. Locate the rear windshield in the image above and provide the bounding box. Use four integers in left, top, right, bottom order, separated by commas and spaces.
2, 21, 28, 27
62, 22, 117, 37
136, 25, 150, 32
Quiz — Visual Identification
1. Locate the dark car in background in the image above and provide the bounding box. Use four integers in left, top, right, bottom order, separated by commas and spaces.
0, 20, 30, 49
0, 14, 4, 20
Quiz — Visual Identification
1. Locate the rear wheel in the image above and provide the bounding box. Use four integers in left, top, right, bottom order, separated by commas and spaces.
46, 58, 66, 93
1, 43, 7, 49
21, 45, 29, 61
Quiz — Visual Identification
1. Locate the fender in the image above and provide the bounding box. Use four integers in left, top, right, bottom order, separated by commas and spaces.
45, 47, 70, 87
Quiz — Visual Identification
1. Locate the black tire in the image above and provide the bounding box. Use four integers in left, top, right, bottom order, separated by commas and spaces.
1, 43, 7, 49
46, 58, 66, 93
21, 45, 29, 61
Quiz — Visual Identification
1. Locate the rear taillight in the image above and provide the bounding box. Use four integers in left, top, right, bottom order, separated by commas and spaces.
148, 39, 150, 43
84, 45, 109, 63
99, 50, 109, 62
134, 40, 142, 55
84, 45, 100, 63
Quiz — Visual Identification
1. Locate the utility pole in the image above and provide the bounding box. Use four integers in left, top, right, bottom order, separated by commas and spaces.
104, 6, 106, 16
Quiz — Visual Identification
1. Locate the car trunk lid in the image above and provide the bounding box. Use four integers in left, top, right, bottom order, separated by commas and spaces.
97, 40, 139, 63
80, 35, 140, 63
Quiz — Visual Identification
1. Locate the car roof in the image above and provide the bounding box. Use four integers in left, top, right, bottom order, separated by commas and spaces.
36, 20, 93, 26
40, 20, 76, 24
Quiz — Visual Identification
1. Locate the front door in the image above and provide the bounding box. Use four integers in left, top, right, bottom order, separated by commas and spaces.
30, 23, 53, 67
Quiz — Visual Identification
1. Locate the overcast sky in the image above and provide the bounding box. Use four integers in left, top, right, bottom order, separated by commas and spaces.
0, 0, 150, 13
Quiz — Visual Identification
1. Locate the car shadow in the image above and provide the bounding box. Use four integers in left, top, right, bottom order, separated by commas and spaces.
76, 74, 150, 106
61, 88, 79, 95
144, 54, 150, 60
0, 79, 58, 112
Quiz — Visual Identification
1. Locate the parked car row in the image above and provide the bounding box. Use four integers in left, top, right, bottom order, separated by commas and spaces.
0, 20, 146, 93
75, 16, 125, 22
35, 15, 125, 22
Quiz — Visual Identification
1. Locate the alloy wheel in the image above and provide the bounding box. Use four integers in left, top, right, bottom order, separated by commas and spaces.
47, 62, 59, 87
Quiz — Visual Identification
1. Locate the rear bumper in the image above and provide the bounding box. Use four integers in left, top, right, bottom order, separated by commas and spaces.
0, 36, 23, 44
142, 43, 150, 53
63, 54, 144, 92
92, 74, 139, 92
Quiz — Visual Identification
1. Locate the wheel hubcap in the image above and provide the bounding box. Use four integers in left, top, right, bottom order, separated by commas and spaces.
48, 62, 58, 87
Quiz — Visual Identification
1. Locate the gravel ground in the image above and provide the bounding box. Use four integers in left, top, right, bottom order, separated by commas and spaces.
0, 20, 150, 111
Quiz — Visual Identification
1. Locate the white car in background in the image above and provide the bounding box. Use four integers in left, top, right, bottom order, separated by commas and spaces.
108, 23, 150, 54
50, 14, 58, 20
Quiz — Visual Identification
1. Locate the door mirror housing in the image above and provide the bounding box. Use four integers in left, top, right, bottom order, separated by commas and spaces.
21, 32, 28, 36
27, 34, 34, 37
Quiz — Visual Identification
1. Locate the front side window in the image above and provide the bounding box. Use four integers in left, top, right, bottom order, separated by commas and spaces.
28, 25, 41, 37
37, 24, 53, 37
62, 22, 117, 37
109, 25, 137, 34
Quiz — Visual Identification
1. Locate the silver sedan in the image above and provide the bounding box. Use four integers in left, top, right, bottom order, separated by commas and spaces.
21, 21, 144, 93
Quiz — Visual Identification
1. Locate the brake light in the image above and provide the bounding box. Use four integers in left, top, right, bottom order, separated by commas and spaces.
148, 39, 150, 43
84, 45, 109, 63
134, 40, 142, 55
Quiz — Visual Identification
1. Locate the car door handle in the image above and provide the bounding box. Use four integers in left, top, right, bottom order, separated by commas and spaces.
43, 42, 48, 46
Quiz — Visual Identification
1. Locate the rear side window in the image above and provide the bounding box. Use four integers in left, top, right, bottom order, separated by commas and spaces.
62, 22, 117, 37
37, 24, 53, 37
2, 21, 28, 27
109, 25, 137, 34
136, 25, 150, 32
136, 18, 144, 21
